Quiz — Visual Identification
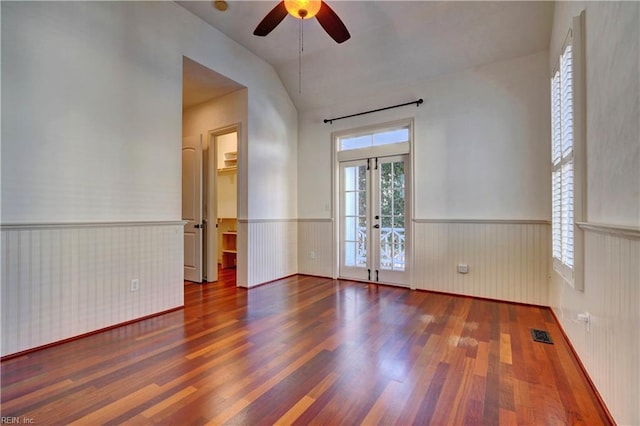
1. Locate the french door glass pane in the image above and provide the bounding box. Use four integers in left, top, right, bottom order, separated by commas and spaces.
344, 165, 367, 269
345, 192, 356, 216
345, 216, 357, 241
344, 166, 357, 191
379, 159, 405, 271
345, 242, 356, 266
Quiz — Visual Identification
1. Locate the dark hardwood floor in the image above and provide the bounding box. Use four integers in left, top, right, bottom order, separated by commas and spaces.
1, 270, 611, 425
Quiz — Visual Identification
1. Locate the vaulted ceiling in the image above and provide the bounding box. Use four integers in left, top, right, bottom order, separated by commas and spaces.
179, 1, 554, 112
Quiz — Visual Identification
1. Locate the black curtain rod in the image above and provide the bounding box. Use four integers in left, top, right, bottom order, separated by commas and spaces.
324, 98, 423, 124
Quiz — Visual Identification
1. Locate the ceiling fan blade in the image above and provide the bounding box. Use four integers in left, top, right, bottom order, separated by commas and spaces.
315, 2, 350, 44
254, 1, 288, 37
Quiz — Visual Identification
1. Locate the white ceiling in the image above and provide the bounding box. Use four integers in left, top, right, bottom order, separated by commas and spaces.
179, 1, 554, 112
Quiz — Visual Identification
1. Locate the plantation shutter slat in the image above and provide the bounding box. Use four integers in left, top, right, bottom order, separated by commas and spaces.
560, 45, 573, 158
561, 161, 574, 267
551, 72, 562, 165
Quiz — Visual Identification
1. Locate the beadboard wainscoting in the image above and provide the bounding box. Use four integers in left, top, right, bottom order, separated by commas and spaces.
550, 223, 640, 425
1, 222, 185, 357
413, 220, 550, 305
241, 219, 298, 287
297, 219, 334, 278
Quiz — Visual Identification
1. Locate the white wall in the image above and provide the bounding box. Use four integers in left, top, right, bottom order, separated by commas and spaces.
0, 2, 295, 223
1, 223, 184, 356
183, 91, 247, 146
299, 51, 550, 221
2, 2, 182, 223
548, 2, 640, 425
297, 52, 551, 304
414, 222, 549, 305
1, 1, 297, 354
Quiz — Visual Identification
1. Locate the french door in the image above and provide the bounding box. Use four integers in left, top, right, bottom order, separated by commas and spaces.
339, 155, 409, 286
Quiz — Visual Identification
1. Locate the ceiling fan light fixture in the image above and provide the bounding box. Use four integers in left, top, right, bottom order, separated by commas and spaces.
213, 0, 228, 11
284, 0, 321, 19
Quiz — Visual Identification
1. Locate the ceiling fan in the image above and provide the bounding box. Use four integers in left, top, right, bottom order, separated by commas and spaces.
253, 0, 350, 44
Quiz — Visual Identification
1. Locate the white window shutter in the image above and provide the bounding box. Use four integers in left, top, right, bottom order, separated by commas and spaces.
552, 169, 562, 259
551, 23, 578, 277
561, 161, 574, 267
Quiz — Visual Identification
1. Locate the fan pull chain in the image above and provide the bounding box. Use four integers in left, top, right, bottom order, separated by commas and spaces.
298, 19, 303, 94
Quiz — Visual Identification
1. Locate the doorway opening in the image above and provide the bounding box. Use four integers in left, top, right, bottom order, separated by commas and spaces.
182, 56, 245, 284
209, 127, 239, 283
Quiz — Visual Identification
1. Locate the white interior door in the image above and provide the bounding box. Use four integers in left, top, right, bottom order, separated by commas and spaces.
339, 155, 409, 286
183, 135, 203, 282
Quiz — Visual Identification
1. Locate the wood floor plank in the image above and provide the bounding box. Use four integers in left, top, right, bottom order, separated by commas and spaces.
392, 335, 444, 424
0, 378, 73, 412
474, 340, 490, 378
274, 395, 315, 425
1, 272, 613, 425
359, 379, 405, 425
68, 384, 161, 425
444, 356, 476, 425
500, 332, 513, 365
141, 386, 197, 419
463, 375, 487, 424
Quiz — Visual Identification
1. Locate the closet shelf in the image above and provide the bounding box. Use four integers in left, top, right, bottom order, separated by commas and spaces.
218, 166, 237, 173
221, 225, 237, 269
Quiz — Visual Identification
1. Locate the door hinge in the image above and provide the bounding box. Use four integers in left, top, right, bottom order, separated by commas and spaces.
368, 269, 371, 280
376, 270, 379, 282
374, 158, 378, 170
366, 159, 370, 170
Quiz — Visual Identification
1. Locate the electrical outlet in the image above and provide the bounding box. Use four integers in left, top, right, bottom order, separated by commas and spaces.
577, 312, 590, 332
310, 251, 316, 259
130, 279, 139, 292
457, 263, 469, 274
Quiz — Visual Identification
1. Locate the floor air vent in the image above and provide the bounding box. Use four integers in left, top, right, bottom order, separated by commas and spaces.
530, 329, 554, 344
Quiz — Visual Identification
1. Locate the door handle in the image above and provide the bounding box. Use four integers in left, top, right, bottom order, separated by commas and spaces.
194, 223, 203, 229
373, 224, 380, 229
375, 215, 380, 219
